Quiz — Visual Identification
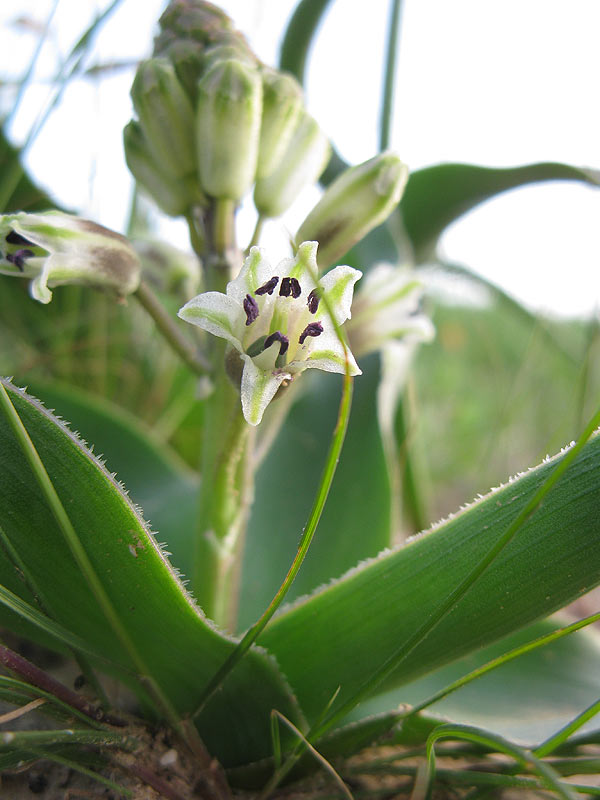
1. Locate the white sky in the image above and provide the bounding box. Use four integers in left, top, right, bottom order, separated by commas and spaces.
2, 0, 600, 317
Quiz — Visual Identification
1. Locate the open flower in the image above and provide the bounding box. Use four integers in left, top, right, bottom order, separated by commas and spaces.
178, 241, 362, 425
0, 211, 141, 304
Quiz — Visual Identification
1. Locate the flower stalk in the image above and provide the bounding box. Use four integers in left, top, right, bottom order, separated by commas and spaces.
193, 360, 253, 629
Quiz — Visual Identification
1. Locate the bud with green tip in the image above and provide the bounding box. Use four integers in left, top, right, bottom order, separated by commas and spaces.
157, 0, 234, 45
253, 110, 330, 218
255, 69, 304, 180
154, 38, 205, 104
0, 211, 141, 304
296, 152, 409, 270
123, 121, 205, 216
196, 57, 262, 201
130, 57, 196, 179
202, 40, 257, 71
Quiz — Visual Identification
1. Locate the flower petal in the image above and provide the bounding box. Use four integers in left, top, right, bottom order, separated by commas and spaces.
178, 291, 244, 350
319, 264, 362, 325
240, 354, 291, 426
293, 327, 361, 376
227, 246, 278, 304
286, 240, 318, 285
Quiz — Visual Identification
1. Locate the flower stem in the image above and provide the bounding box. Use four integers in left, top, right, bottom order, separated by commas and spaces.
133, 279, 209, 375
212, 198, 236, 262
379, 0, 403, 151
193, 358, 253, 630
248, 214, 266, 250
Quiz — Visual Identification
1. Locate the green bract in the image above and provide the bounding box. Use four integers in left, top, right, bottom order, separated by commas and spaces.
178, 241, 361, 425
0, 211, 141, 304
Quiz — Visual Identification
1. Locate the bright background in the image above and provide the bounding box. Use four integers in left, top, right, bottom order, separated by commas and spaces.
1, 0, 599, 316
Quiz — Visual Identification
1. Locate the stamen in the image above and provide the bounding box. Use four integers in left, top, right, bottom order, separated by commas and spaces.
299, 321, 323, 344
255, 276, 279, 295
279, 276, 301, 298
6, 249, 34, 272
264, 330, 289, 356
307, 288, 320, 314
6, 230, 33, 246
243, 293, 259, 325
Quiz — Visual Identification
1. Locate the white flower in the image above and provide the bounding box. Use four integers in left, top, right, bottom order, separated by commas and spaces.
178, 241, 362, 425
347, 263, 434, 357
0, 211, 141, 304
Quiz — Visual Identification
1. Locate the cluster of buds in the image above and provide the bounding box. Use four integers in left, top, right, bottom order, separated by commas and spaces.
125, 1, 410, 275
124, 0, 330, 220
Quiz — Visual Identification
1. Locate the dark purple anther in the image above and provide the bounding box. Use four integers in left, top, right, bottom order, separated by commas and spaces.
255, 276, 279, 296
6, 230, 33, 246
6, 249, 34, 272
264, 330, 289, 356
279, 276, 301, 298
307, 289, 320, 314
299, 321, 323, 345
243, 293, 259, 325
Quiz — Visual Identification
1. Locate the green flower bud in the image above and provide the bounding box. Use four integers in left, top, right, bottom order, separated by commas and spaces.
196, 58, 262, 201
157, 0, 234, 45
253, 110, 330, 218
154, 38, 205, 104
0, 212, 141, 304
296, 152, 409, 270
130, 58, 196, 179
123, 121, 205, 217
155, 36, 257, 106
155, 2, 259, 106
203, 41, 257, 72
256, 69, 304, 180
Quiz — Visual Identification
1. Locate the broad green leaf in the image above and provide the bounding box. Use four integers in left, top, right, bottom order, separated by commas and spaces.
239, 356, 390, 630
349, 618, 600, 745
0, 380, 304, 767
26, 381, 198, 574
259, 434, 600, 724
400, 162, 600, 262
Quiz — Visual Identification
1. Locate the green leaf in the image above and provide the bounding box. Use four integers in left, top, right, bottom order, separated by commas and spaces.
26, 380, 198, 573
0, 379, 304, 768
350, 618, 600, 745
258, 434, 600, 725
239, 356, 390, 630
400, 161, 600, 262
279, 0, 335, 86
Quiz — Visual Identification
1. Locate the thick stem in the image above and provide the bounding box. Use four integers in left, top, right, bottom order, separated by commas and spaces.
212, 198, 236, 263
193, 358, 253, 631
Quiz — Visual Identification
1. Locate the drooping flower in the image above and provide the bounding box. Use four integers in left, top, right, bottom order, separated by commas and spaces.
346, 263, 434, 515
178, 241, 362, 425
0, 211, 141, 304
347, 262, 434, 358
